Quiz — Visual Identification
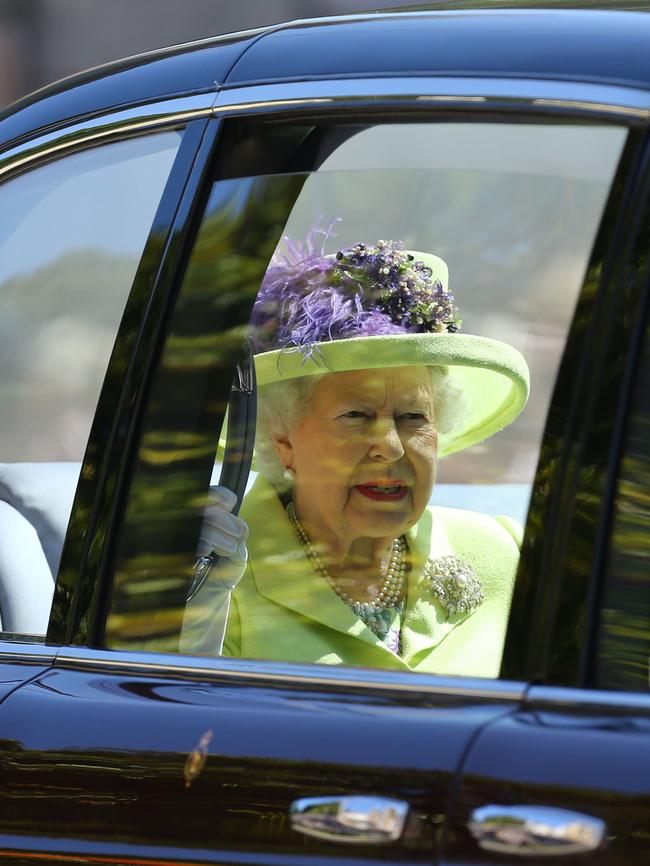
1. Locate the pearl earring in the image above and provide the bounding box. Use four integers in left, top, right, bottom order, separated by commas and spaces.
283, 467, 296, 483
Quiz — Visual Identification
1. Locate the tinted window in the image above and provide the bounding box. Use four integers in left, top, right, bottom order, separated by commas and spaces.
0, 130, 182, 637
106, 119, 625, 679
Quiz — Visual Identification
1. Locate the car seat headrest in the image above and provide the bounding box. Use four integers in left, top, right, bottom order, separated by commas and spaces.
0, 462, 80, 576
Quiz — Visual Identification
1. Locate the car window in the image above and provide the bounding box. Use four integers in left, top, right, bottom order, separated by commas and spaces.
0, 130, 182, 637
596, 298, 650, 692
105, 118, 626, 678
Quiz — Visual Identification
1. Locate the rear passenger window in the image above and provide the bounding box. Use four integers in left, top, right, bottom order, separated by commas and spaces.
0, 131, 181, 637
105, 118, 626, 681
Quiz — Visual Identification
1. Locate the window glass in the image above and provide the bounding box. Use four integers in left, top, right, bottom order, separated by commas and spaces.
596, 306, 650, 692
106, 119, 625, 679
288, 124, 625, 513
0, 130, 182, 637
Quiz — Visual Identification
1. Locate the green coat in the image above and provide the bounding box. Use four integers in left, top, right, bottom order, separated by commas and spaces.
223, 476, 521, 677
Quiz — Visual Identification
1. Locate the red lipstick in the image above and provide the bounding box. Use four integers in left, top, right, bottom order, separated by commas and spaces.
355, 483, 409, 502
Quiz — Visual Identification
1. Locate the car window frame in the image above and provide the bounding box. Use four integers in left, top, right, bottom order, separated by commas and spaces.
43, 76, 648, 693
0, 93, 214, 181
584, 161, 650, 692
502, 125, 650, 689
0, 93, 219, 651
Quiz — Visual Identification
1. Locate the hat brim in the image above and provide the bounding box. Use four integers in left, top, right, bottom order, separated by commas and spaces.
254, 333, 529, 456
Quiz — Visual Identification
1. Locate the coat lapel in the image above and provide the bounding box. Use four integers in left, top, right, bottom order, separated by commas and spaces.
400, 507, 474, 667
242, 477, 404, 662
241, 476, 474, 670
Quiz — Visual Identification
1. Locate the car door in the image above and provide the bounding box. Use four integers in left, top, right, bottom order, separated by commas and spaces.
0, 70, 640, 866
0, 99, 525, 866
444, 120, 650, 863
0, 91, 231, 849
0, 114, 187, 699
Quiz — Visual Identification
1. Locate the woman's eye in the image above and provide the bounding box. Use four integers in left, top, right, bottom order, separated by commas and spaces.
400, 412, 428, 422
340, 410, 368, 419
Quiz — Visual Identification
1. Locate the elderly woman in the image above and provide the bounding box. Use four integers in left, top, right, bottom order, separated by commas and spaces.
191, 232, 529, 677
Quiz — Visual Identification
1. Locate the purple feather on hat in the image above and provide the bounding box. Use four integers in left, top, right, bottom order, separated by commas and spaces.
250, 220, 459, 356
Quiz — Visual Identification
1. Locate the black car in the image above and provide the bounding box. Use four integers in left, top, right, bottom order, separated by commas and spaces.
0, 7, 649, 865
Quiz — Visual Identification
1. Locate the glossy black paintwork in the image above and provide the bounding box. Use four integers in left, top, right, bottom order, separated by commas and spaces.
5, 10, 650, 157
0, 660, 52, 702
0, 659, 517, 864
597, 284, 650, 691
446, 689, 650, 864
225, 10, 650, 89
0, 33, 259, 152
584, 154, 650, 690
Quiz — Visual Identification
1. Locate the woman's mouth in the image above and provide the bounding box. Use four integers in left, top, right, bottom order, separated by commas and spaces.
354, 483, 409, 502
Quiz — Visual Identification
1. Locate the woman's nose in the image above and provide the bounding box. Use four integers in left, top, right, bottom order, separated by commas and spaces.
367, 418, 405, 461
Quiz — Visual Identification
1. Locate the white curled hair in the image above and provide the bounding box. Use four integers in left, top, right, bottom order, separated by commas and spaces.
255, 367, 464, 490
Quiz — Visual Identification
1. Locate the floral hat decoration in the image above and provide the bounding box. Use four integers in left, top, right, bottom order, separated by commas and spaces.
250, 224, 529, 457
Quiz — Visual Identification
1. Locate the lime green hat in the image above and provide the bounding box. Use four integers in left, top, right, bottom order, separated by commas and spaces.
251, 239, 529, 457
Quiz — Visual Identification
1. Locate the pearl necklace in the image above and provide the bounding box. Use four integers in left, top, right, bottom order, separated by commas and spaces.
286, 501, 407, 610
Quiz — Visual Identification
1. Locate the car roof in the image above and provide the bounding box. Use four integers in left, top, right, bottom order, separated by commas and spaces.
225, 8, 650, 88
2, 8, 650, 150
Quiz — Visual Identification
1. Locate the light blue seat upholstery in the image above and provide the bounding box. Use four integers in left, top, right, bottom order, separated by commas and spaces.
0, 462, 80, 635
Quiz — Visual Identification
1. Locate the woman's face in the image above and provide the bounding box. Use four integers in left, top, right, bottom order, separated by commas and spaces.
273, 366, 438, 548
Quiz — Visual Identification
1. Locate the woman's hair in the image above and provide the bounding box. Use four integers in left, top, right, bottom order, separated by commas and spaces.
255, 367, 463, 489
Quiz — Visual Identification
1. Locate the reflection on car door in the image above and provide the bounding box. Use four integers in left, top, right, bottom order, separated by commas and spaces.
446, 687, 650, 863
0, 651, 522, 866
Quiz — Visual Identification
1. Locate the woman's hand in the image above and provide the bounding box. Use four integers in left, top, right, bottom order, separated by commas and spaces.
181, 485, 249, 655
196, 485, 249, 590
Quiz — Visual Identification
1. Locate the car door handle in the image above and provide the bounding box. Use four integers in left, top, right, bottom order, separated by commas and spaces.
468, 804, 606, 856
289, 795, 409, 844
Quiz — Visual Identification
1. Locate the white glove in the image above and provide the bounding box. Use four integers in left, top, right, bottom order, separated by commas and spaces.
195, 485, 249, 590
181, 485, 249, 655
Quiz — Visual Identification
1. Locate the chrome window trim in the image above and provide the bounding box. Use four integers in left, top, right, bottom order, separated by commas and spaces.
527, 685, 650, 713
55, 646, 525, 700
0, 639, 57, 663
6, 643, 650, 708
213, 76, 650, 121
0, 92, 216, 181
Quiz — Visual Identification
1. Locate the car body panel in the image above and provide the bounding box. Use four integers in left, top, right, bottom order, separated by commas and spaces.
0, 31, 262, 153
0, 642, 54, 703
5, 10, 650, 155
0, 650, 522, 865
224, 10, 650, 89
446, 687, 650, 863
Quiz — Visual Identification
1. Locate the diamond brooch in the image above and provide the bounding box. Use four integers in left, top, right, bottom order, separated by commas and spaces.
421, 555, 485, 619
